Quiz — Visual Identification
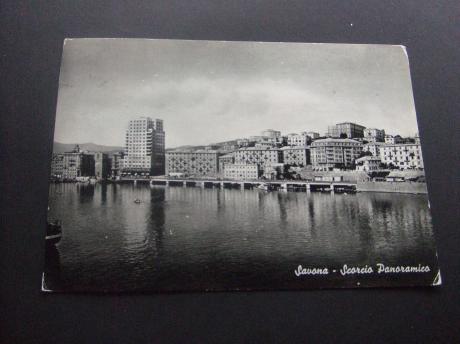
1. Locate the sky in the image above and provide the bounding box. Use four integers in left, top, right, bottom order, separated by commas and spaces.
54, 39, 420, 148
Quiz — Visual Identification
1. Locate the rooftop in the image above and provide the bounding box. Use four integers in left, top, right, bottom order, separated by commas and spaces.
237, 147, 280, 151
167, 149, 219, 154
355, 156, 381, 162
311, 138, 361, 145
280, 145, 310, 150
335, 122, 366, 128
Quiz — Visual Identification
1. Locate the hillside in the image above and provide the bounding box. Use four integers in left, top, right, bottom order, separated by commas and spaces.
53, 142, 124, 154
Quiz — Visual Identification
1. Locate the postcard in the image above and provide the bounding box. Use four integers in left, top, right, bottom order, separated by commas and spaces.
43, 39, 440, 292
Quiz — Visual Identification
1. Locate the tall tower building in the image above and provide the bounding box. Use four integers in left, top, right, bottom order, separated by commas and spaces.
123, 117, 165, 176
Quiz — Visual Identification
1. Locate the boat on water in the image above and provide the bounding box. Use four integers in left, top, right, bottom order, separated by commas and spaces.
257, 183, 270, 191
75, 176, 90, 183
46, 220, 62, 245
134, 199, 142, 204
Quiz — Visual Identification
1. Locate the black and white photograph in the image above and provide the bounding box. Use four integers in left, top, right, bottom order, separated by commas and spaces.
43, 38, 440, 292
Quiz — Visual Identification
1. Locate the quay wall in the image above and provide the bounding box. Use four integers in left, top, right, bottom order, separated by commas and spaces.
299, 170, 368, 183
357, 181, 428, 194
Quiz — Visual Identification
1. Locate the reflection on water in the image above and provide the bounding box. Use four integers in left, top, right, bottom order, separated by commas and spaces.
45, 183, 438, 291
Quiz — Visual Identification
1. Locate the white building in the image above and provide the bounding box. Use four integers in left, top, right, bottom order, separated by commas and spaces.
380, 143, 424, 170
287, 133, 310, 146
355, 156, 381, 172
218, 154, 234, 173
310, 138, 362, 171
123, 117, 165, 175
224, 164, 259, 180
363, 142, 386, 157
384, 134, 404, 144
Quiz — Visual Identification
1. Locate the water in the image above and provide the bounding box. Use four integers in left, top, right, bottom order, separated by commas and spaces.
44, 183, 438, 292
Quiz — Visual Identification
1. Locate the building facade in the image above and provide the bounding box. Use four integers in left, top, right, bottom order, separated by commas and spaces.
50, 153, 64, 178
218, 154, 235, 173
123, 117, 165, 176
255, 142, 276, 149
306, 131, 320, 140
166, 150, 219, 177
261, 129, 281, 139
384, 134, 404, 144
327, 122, 366, 139
51, 146, 95, 179
237, 138, 250, 147
355, 156, 382, 172
263, 163, 285, 180
310, 138, 363, 171
62, 151, 95, 179
94, 152, 110, 179
287, 133, 311, 146
363, 128, 385, 142
224, 164, 259, 180
234, 147, 283, 171
380, 143, 424, 170
110, 152, 125, 177
363, 142, 386, 157
281, 146, 310, 167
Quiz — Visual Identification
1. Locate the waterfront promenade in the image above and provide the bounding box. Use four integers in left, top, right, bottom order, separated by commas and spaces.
118, 177, 357, 192
109, 176, 427, 194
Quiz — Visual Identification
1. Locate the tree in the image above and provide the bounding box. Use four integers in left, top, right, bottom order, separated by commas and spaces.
358, 151, 373, 158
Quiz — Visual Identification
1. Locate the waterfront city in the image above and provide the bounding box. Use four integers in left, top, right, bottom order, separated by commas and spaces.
43, 40, 439, 292
45, 118, 435, 291
50, 118, 427, 194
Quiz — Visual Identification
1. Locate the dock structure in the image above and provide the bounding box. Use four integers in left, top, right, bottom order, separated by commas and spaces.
142, 178, 356, 193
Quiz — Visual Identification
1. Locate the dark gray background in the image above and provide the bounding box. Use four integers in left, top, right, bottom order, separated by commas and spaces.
1, 1, 459, 343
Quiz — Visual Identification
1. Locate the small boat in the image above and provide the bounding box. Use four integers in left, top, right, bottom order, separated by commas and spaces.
134, 199, 142, 204
257, 183, 269, 191
46, 220, 62, 245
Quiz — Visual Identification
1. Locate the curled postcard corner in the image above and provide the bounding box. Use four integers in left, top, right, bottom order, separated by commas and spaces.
41, 273, 52, 293
432, 270, 442, 286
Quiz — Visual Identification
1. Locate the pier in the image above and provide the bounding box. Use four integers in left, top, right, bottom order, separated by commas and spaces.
117, 177, 357, 193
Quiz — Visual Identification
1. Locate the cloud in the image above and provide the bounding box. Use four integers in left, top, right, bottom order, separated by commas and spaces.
54, 40, 419, 147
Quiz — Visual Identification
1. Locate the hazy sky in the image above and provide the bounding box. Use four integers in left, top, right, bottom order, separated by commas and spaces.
55, 39, 419, 148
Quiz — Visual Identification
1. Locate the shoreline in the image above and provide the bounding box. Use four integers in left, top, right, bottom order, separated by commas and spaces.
49, 179, 428, 195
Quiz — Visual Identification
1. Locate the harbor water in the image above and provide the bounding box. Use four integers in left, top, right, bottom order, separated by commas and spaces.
44, 182, 438, 291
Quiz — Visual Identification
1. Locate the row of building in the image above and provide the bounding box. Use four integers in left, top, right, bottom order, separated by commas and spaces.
50, 118, 424, 180
165, 145, 311, 180
166, 138, 424, 179
51, 117, 165, 179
